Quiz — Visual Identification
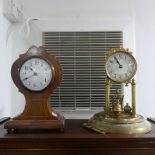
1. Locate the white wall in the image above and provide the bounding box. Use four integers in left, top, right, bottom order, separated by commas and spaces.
0, 0, 12, 118
0, 0, 42, 118
134, 0, 155, 117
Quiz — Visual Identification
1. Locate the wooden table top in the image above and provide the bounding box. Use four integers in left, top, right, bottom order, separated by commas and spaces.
0, 118, 154, 149
0, 118, 155, 139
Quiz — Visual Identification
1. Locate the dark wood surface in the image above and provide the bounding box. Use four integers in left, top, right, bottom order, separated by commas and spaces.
1, 119, 155, 155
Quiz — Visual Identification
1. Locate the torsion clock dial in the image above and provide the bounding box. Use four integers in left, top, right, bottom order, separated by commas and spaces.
105, 49, 137, 83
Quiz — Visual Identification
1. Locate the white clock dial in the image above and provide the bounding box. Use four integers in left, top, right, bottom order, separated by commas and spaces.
106, 51, 137, 83
19, 57, 54, 91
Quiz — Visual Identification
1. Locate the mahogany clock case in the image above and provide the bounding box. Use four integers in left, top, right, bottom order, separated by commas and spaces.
4, 46, 65, 132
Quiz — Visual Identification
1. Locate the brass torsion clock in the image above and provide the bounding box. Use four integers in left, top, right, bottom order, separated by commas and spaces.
4, 46, 65, 132
105, 48, 137, 118
84, 48, 152, 134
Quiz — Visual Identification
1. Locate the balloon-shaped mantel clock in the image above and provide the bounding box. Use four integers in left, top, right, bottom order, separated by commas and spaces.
4, 46, 65, 133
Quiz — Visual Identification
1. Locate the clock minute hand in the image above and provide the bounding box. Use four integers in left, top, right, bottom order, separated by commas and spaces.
114, 56, 123, 68
22, 72, 38, 81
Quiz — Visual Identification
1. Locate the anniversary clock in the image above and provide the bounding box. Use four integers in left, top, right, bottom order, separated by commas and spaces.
4, 46, 65, 132
84, 48, 152, 134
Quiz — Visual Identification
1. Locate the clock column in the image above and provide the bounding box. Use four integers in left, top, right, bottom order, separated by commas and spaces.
105, 78, 110, 117
131, 79, 136, 117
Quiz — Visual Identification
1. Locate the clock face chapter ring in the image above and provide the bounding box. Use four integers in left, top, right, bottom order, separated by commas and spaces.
105, 50, 137, 83
19, 56, 55, 92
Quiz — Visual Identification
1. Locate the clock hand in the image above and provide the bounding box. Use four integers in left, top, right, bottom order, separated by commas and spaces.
29, 67, 37, 74
22, 72, 38, 81
114, 56, 123, 68
29, 67, 38, 75
29, 67, 34, 71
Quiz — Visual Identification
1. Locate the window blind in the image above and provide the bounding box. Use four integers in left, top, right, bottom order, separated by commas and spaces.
43, 31, 123, 110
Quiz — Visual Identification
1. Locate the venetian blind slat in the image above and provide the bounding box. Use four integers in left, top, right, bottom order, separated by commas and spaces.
43, 31, 123, 109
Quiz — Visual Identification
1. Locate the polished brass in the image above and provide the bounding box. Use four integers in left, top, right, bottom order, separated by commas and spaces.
105, 48, 137, 83
105, 78, 110, 117
84, 48, 152, 134
111, 89, 124, 112
124, 103, 132, 113
113, 103, 122, 116
84, 111, 152, 134
131, 79, 136, 117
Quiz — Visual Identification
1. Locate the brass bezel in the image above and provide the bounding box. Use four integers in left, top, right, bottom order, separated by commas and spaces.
105, 48, 137, 83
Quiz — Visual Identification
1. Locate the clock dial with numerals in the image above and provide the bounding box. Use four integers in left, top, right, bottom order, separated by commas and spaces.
19, 57, 54, 91
106, 50, 137, 83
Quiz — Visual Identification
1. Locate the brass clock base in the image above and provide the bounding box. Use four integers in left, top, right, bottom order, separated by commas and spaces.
4, 114, 65, 133
84, 111, 152, 134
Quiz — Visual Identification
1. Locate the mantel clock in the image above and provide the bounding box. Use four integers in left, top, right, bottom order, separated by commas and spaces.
4, 46, 65, 132
84, 48, 152, 134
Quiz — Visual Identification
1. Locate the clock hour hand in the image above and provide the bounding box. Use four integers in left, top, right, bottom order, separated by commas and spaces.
29, 67, 33, 71
114, 56, 123, 68
29, 67, 37, 74
29, 67, 38, 75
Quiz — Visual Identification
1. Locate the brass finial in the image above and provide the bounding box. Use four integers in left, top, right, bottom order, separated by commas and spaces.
124, 103, 132, 113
